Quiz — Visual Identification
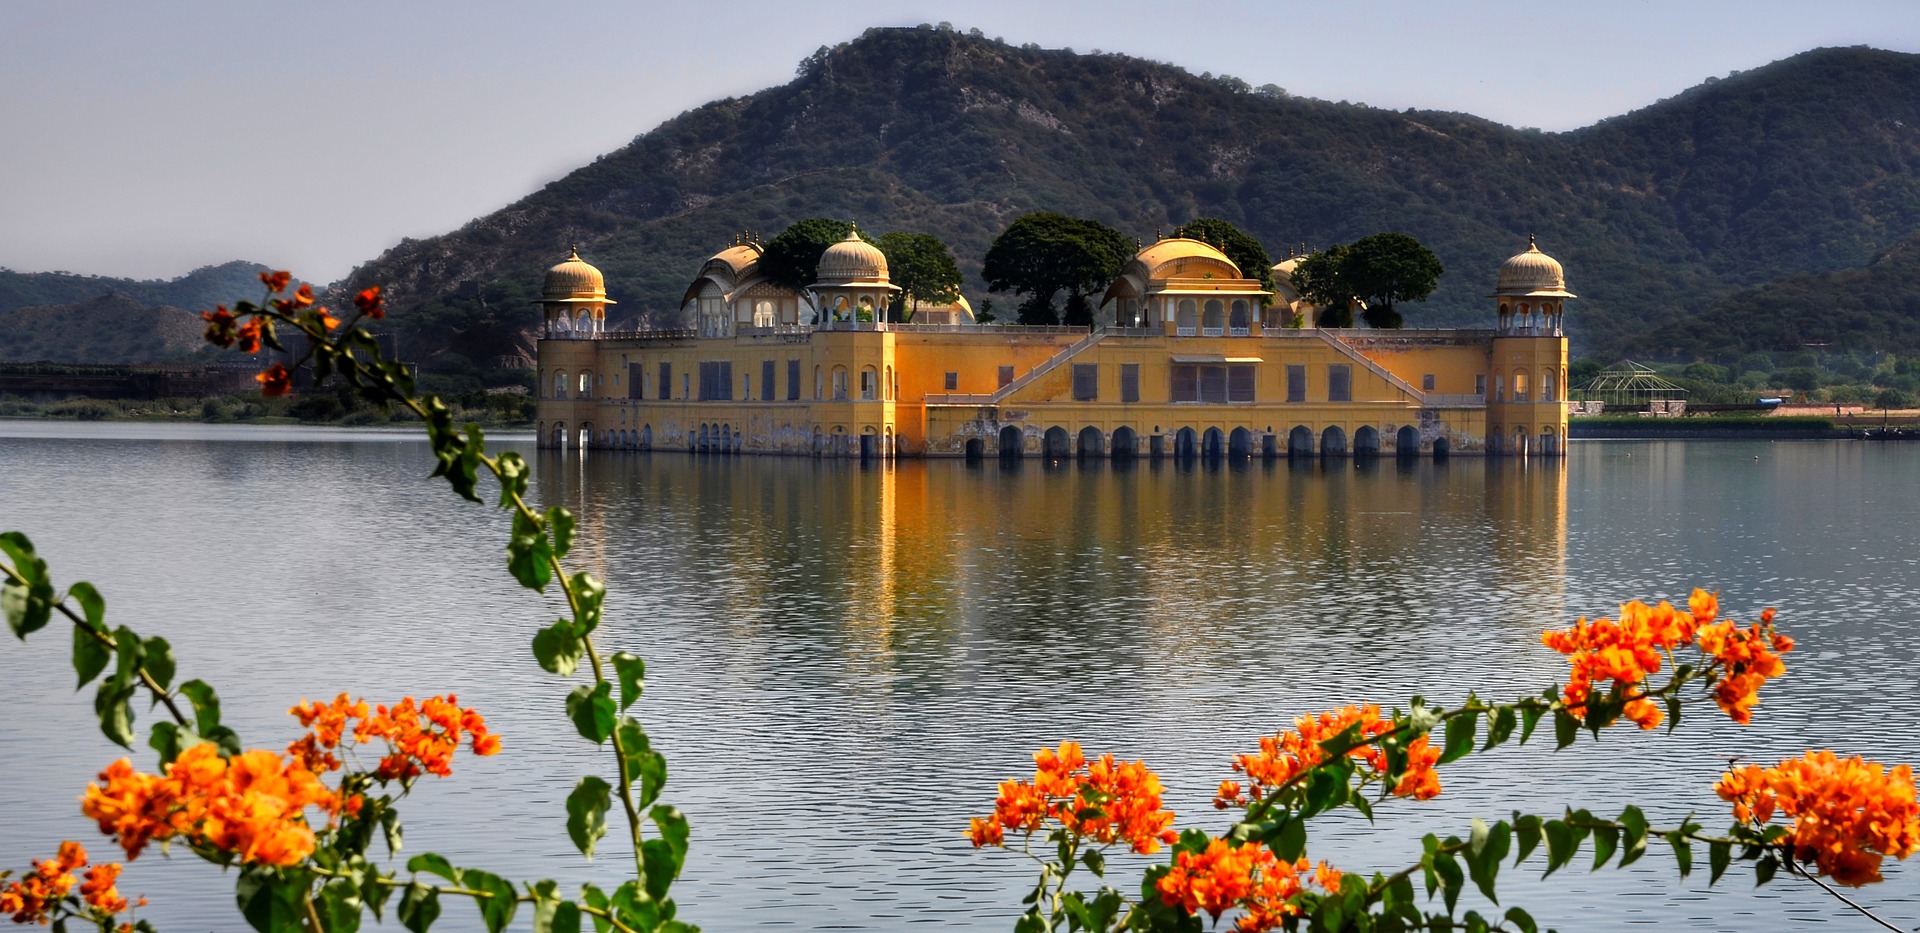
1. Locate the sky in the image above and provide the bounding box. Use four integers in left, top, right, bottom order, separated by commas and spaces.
3, 0, 1917, 284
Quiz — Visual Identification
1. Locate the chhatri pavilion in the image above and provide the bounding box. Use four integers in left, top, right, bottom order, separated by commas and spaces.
534, 231, 1570, 459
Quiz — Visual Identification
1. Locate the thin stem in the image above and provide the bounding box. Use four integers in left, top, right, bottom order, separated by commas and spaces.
1784, 859, 1906, 933
0, 562, 191, 728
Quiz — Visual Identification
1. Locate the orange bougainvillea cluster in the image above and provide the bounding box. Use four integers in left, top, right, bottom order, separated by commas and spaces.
1215, 704, 1441, 808
81, 744, 337, 867
968, 742, 1178, 855
203, 271, 383, 399
289, 693, 500, 783
1540, 590, 1790, 730
1, 842, 137, 925
1716, 751, 1920, 886
1155, 838, 1341, 933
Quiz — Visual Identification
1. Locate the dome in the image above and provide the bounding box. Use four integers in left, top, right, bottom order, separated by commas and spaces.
1134, 237, 1240, 279
542, 247, 614, 303
814, 228, 890, 285
1495, 236, 1575, 298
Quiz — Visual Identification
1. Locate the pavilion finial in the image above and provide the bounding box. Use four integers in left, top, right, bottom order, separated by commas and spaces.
1528, 232, 1537, 250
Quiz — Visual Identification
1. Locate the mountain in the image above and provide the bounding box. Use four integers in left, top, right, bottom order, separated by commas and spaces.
0, 293, 208, 364
0, 261, 271, 316
1630, 229, 1920, 361
284, 31, 1920, 365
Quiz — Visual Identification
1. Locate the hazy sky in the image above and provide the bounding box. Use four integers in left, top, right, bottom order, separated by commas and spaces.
3, 0, 1917, 283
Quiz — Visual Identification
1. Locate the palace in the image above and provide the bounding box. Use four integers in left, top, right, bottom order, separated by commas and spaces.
534, 231, 1570, 458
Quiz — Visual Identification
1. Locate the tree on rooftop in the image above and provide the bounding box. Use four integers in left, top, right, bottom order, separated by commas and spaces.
1290, 233, 1444, 329
1289, 245, 1356, 328
875, 232, 962, 322
982, 212, 1130, 327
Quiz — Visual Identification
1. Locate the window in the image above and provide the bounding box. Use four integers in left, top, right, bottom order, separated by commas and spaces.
554, 371, 568, 399
1229, 300, 1251, 335
1072, 364, 1098, 401
658, 363, 671, 400
1328, 364, 1352, 402
1202, 299, 1225, 335
832, 367, 849, 400
814, 366, 823, 400
860, 368, 877, 400
1421, 374, 1436, 392
1514, 371, 1530, 402
1120, 364, 1140, 403
1171, 364, 1255, 402
1228, 365, 1255, 402
761, 360, 775, 401
788, 359, 800, 401
998, 365, 1015, 389
944, 372, 958, 391
743, 372, 750, 399
1286, 365, 1307, 403
629, 363, 644, 399
1476, 374, 1487, 397
1176, 300, 1198, 335
753, 300, 775, 328
682, 373, 689, 399
698, 361, 734, 401
1543, 371, 1557, 402
579, 372, 593, 398
1495, 375, 1505, 402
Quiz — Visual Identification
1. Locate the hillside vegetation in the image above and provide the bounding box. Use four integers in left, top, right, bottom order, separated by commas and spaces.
0, 261, 269, 317
327, 27, 1920, 370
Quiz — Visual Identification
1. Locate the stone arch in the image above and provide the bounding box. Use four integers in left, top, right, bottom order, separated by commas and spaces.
1202, 427, 1225, 459
579, 423, 593, 451
1320, 425, 1348, 457
1202, 299, 1225, 333
1513, 427, 1530, 457
1174, 427, 1198, 459
1228, 427, 1254, 458
884, 365, 894, 401
1076, 426, 1105, 459
1110, 426, 1138, 461
1434, 435, 1451, 458
1176, 299, 1198, 333
860, 365, 879, 400
1354, 425, 1380, 457
1043, 426, 1071, 459
1396, 425, 1420, 456
1514, 369, 1530, 400
965, 437, 985, 461
1288, 425, 1314, 457
641, 424, 652, 449
1229, 299, 1251, 333
578, 370, 594, 399
999, 425, 1024, 460
553, 371, 569, 399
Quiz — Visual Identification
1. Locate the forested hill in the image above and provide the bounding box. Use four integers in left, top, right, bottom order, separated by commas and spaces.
332, 27, 1920, 368
0, 261, 269, 317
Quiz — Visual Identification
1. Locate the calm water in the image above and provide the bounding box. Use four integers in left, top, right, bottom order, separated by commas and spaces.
2, 421, 1917, 932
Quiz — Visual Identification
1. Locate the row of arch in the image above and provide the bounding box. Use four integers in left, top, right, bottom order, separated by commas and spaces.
1493, 367, 1566, 403
978, 425, 1453, 461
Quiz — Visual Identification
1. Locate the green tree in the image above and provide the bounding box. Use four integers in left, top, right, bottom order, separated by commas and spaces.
874, 232, 962, 321
1288, 246, 1356, 328
759, 218, 866, 292
1343, 232, 1444, 328
1875, 387, 1912, 411
1171, 218, 1274, 295
982, 212, 1130, 327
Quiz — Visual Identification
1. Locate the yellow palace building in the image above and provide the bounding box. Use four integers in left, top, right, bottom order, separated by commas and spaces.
534, 231, 1570, 459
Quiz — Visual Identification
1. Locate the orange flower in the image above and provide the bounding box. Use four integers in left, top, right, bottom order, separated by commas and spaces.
290, 693, 497, 784
1541, 591, 1783, 730
201, 306, 238, 347
80, 863, 128, 914
255, 364, 291, 397
81, 743, 335, 867
967, 743, 1177, 854
259, 270, 292, 293
1, 841, 132, 924
353, 286, 385, 319
1155, 839, 1340, 932
1716, 750, 1920, 886
1695, 607, 1792, 724
235, 317, 264, 354
1224, 705, 1441, 804
315, 307, 340, 331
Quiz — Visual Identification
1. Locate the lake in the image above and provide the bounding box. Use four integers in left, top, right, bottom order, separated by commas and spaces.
2, 421, 1917, 931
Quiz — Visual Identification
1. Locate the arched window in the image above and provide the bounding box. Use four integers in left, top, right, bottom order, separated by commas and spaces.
1176, 299, 1198, 335
1229, 299, 1250, 335
1495, 375, 1505, 402
884, 365, 894, 401
554, 371, 568, 399
1513, 370, 1529, 401
832, 366, 850, 400
578, 371, 594, 399
859, 367, 877, 401
753, 300, 775, 328
1202, 299, 1225, 335
1542, 370, 1557, 402
814, 366, 823, 400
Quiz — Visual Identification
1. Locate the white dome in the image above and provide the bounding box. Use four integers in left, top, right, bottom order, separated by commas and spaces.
542, 247, 614, 303
815, 229, 890, 285
1495, 236, 1574, 298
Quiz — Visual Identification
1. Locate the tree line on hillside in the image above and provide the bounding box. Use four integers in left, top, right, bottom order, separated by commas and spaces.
757, 213, 1443, 328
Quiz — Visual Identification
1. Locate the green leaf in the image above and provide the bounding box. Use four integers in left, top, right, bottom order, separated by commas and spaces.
548, 507, 576, 559
319, 880, 364, 933
69, 581, 105, 629
72, 620, 110, 689
1518, 704, 1545, 744
459, 869, 517, 933
650, 805, 691, 867
1467, 821, 1510, 904
94, 678, 135, 747
381, 806, 404, 857
406, 853, 459, 884
1618, 806, 1649, 867
1665, 692, 1683, 734
149, 721, 191, 767
569, 573, 605, 634
1082, 848, 1106, 877
1469, 818, 1490, 858
3, 574, 54, 641
1755, 854, 1779, 886
537, 901, 582, 933
1708, 840, 1733, 884
362, 866, 393, 921
1513, 814, 1543, 865
398, 882, 441, 933
507, 510, 554, 592
1439, 709, 1478, 765
567, 682, 615, 744
532, 620, 584, 677
1591, 825, 1619, 870
1553, 707, 1580, 749
142, 636, 175, 692
179, 679, 222, 734
611, 652, 645, 711
235, 866, 308, 933
1665, 831, 1693, 878
494, 453, 531, 508
1542, 820, 1576, 877
1303, 765, 1349, 816
1434, 850, 1464, 914
579, 884, 610, 933
1502, 906, 1539, 933
1483, 706, 1516, 751
1405, 699, 1442, 735
1274, 815, 1307, 861
566, 776, 612, 859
